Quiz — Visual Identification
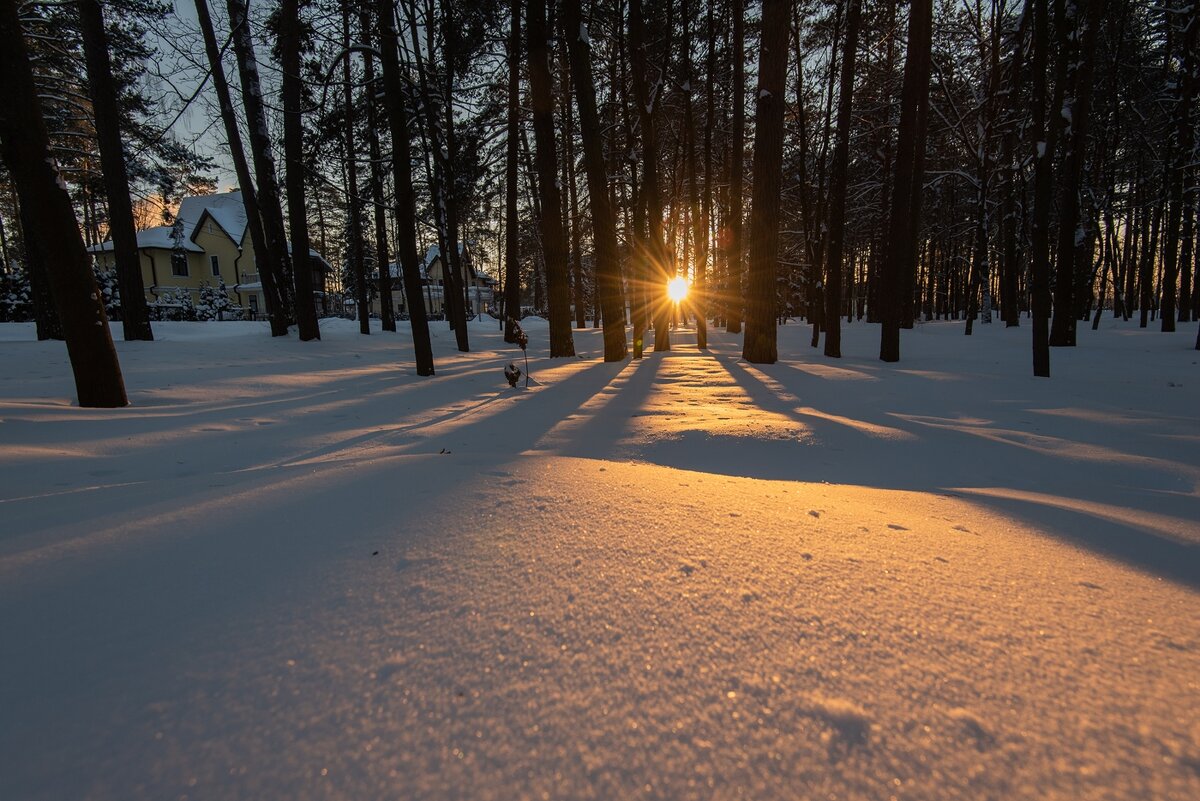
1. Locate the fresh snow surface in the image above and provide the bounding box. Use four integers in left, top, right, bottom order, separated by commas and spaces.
1, 316, 1198, 801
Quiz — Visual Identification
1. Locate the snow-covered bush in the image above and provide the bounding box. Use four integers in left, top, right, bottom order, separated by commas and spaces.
150, 287, 197, 321
0, 268, 33, 322
196, 279, 236, 321
91, 267, 121, 320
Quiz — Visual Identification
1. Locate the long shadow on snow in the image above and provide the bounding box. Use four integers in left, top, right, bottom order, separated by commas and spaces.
711, 355, 1200, 590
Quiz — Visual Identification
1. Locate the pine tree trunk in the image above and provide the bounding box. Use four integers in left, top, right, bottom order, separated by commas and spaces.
376, 0, 434, 374
823, 0, 862, 359
1028, 0, 1052, 375
880, 0, 932, 360
1049, 0, 1101, 347
725, 0, 745, 335
742, 0, 789, 364
504, 0, 524, 344
528, 0, 575, 356
227, 0, 293, 336
0, 0, 126, 406
195, 0, 277, 330
78, 0, 153, 342
564, 0, 627, 361
360, 11, 395, 333
1161, 2, 1195, 331
280, 0, 320, 341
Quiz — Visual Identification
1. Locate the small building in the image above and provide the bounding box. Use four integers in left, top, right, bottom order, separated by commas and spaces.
88, 191, 331, 318
371, 243, 498, 318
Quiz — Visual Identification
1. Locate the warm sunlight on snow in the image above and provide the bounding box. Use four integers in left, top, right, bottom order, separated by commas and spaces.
667, 275, 689, 303
1, 317, 1198, 801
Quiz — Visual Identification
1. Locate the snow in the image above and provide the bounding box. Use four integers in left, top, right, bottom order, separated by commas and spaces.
1, 317, 1198, 800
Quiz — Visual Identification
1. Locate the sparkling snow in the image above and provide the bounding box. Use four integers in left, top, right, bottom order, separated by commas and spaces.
1, 316, 1198, 800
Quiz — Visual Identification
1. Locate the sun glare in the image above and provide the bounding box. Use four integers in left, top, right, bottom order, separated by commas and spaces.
667, 276, 690, 303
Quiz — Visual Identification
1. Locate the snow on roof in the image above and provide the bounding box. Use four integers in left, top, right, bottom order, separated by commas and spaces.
180, 191, 249, 245
86, 225, 203, 254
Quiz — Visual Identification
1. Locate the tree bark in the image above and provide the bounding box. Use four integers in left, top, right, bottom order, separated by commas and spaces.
78, 0, 153, 341
0, 0, 126, 406
504, 0, 523, 344
376, 0, 434, 374
880, 0, 932, 361
725, 0, 745, 335
227, 0, 293, 336
564, 0, 627, 361
1028, 0, 1052, 375
1049, 0, 1101, 347
360, 10, 395, 333
529, 0, 575, 356
742, 0, 789, 363
823, 0, 862, 359
194, 0, 279, 333
280, 0, 320, 341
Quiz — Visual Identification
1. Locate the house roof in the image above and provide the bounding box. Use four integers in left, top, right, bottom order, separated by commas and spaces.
182, 192, 248, 245
87, 191, 330, 264
87, 225, 203, 253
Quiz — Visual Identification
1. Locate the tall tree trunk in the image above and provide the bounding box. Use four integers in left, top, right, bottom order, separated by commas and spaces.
195, 0, 279, 333
376, 0, 434, 374
564, 0, 627, 361
1161, 2, 1195, 331
504, 0, 524, 343
78, 0, 153, 342
561, 41, 586, 329
725, 0, 746, 335
880, 0, 932, 360
823, 0, 862, 359
280, 0, 320, 341
1028, 0, 1052, 375
0, 0, 126, 406
227, 0, 293, 335
742, 0, 789, 363
1049, 0, 1101, 346
360, 10, 395, 333
629, 0, 669, 352
528, 0, 575, 356
339, 0, 369, 335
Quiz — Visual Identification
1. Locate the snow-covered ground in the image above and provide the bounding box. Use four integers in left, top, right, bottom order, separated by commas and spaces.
1, 315, 1198, 800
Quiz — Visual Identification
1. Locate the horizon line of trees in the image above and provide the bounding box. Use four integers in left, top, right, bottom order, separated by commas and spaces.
1, 0, 1197, 406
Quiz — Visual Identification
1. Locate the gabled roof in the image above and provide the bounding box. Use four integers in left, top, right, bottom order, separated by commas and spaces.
87, 225, 204, 253
87, 190, 249, 254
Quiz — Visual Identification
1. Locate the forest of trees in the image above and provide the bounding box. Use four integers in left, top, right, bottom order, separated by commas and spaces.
0, 0, 1197, 403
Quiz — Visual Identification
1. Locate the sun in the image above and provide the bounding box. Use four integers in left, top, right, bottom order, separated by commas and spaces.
667, 276, 690, 303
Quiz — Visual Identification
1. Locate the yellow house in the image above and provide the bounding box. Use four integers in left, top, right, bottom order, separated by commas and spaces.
88, 191, 330, 318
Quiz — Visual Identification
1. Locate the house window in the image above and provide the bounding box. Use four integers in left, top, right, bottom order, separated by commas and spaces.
171, 252, 188, 277
249, 295, 259, 316
210, 255, 220, 277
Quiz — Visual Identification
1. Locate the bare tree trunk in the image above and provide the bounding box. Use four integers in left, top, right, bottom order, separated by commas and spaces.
529, 0, 575, 356
227, 0, 294, 335
0, 1, 126, 406
823, 0, 862, 359
725, 0, 745, 335
194, 0, 279, 332
565, 0, 627, 361
504, 0, 524, 343
1161, 2, 1195, 331
1049, 0, 1101, 347
742, 0, 789, 363
360, 10, 395, 333
376, 0, 434, 374
1028, 0, 1052, 375
880, 0, 932, 360
79, 0, 153, 341
280, 0, 320, 341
